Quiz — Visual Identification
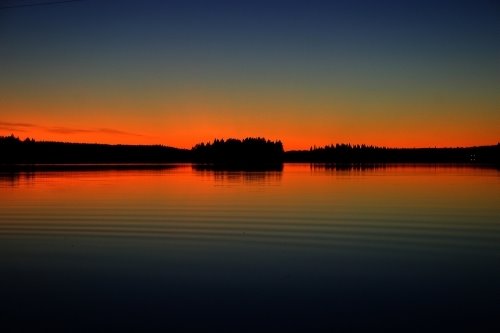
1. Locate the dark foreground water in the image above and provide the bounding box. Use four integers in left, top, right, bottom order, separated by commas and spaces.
0, 164, 499, 332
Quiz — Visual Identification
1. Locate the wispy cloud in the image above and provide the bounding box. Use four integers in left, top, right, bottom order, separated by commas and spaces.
0, 126, 27, 132
0, 121, 146, 138
47, 127, 93, 134
0, 121, 36, 128
0, 121, 34, 133
97, 128, 145, 137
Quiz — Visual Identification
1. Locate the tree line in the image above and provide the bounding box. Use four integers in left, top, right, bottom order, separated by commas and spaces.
0, 134, 190, 164
286, 143, 499, 164
0, 134, 498, 166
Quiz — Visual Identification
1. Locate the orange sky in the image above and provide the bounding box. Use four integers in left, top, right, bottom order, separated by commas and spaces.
1, 0, 499, 150
1, 95, 498, 150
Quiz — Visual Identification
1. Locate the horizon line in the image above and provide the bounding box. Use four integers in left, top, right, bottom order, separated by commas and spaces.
1, 133, 498, 151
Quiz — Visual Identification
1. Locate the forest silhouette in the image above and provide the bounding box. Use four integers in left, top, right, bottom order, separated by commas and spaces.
0, 134, 498, 168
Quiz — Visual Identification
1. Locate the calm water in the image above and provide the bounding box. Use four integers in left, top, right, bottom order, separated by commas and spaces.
0, 164, 499, 332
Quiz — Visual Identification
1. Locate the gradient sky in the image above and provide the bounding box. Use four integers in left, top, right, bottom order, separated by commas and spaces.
1, 0, 499, 149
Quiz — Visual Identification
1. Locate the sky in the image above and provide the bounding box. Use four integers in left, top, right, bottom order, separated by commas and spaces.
1, 0, 499, 149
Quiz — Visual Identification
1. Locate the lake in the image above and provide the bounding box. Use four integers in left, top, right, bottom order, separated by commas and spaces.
0, 164, 499, 332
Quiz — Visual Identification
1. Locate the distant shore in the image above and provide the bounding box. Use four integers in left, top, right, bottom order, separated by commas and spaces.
1, 135, 498, 166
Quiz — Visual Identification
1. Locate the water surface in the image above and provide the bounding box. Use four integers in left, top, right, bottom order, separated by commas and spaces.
1, 164, 499, 332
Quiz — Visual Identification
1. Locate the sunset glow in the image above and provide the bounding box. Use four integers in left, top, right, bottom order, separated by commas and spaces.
1, 0, 498, 149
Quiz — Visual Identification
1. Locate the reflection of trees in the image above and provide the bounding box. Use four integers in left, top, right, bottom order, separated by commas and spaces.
309, 163, 387, 172
0, 164, 183, 172
309, 162, 499, 173
0, 172, 35, 187
192, 163, 283, 172
0, 165, 185, 187
192, 167, 282, 186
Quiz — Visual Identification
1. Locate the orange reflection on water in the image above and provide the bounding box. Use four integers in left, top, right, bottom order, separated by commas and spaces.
0, 164, 498, 223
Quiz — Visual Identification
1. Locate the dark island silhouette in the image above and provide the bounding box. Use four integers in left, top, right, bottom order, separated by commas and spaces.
0, 134, 498, 169
192, 138, 284, 170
